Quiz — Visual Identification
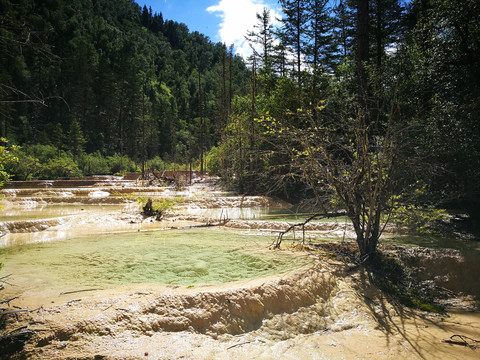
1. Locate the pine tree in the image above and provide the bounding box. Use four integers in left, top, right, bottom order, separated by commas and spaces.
305, 0, 335, 71
245, 8, 276, 69
279, 0, 310, 84
68, 119, 86, 159
332, 0, 356, 63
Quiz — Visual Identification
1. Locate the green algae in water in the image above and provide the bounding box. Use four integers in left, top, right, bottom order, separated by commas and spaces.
0, 229, 311, 289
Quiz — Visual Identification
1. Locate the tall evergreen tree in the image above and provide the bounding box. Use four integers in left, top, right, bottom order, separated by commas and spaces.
305, 0, 335, 71
332, 0, 356, 63
279, 0, 310, 84
245, 8, 276, 69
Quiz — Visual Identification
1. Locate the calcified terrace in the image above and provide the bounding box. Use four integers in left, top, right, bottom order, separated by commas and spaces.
0, 175, 479, 360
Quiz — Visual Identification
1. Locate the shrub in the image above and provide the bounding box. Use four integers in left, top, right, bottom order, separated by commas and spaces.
205, 145, 222, 175
40, 156, 82, 179
23, 144, 60, 164
107, 154, 137, 175
146, 156, 165, 171
78, 152, 109, 175
6, 150, 40, 180
125, 195, 182, 219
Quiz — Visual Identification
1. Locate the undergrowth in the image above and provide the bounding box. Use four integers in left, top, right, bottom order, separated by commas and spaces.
365, 253, 445, 313
303, 242, 446, 313
122, 194, 183, 219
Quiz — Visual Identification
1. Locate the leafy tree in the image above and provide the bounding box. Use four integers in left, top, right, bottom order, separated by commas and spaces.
0, 138, 18, 187
5, 147, 40, 181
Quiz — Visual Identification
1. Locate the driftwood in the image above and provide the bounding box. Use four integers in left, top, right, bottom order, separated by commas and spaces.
0, 296, 20, 305
271, 211, 346, 249
442, 335, 479, 350
0, 274, 13, 287
60, 288, 100, 295
0, 309, 29, 316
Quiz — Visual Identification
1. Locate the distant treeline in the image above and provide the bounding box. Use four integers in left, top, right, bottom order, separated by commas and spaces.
4, 143, 201, 180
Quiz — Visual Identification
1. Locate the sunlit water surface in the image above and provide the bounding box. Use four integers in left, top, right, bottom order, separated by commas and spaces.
0, 229, 311, 292
178, 207, 350, 222
0, 204, 133, 221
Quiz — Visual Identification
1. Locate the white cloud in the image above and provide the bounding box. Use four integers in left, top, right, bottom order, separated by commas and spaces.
207, 0, 281, 59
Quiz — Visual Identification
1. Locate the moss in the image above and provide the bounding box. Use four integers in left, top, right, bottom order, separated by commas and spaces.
412, 297, 444, 313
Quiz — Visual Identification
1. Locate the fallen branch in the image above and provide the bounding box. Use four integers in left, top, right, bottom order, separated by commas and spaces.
1, 326, 28, 338
0, 274, 14, 286
60, 289, 100, 295
0, 325, 33, 352
177, 219, 230, 230
442, 335, 479, 350
271, 211, 346, 249
227, 341, 253, 350
0, 309, 29, 316
227, 339, 266, 350
0, 296, 20, 305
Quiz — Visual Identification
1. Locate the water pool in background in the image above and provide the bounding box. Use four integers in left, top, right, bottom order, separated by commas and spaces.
0, 228, 312, 291
177, 206, 350, 222
0, 204, 134, 222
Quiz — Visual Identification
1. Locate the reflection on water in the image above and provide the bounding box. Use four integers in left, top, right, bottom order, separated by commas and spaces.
0, 229, 311, 291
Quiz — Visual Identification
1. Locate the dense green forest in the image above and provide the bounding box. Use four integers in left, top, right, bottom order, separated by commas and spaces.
1, 0, 479, 253
0, 0, 250, 176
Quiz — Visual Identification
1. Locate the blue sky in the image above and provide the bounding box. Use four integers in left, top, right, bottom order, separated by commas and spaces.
138, 0, 282, 57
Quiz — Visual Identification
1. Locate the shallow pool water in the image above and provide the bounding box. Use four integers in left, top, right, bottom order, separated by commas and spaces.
177, 206, 350, 223
0, 204, 135, 222
0, 228, 311, 291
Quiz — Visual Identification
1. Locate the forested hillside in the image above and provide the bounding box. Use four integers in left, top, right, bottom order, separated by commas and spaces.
0, 0, 249, 176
